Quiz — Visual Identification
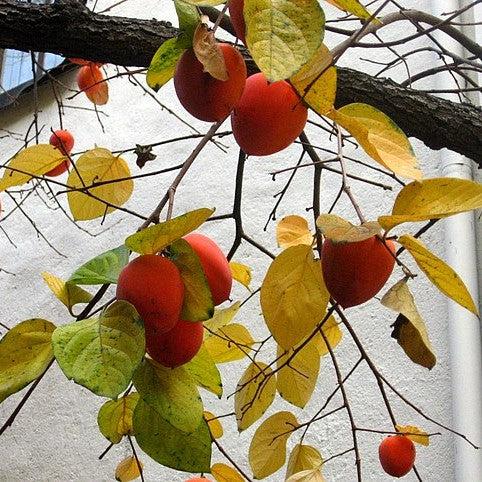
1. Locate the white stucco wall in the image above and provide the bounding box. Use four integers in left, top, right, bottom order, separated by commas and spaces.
0, 1, 479, 481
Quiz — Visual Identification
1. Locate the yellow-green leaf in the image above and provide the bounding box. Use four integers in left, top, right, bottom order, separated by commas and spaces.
249, 411, 299, 479
381, 279, 436, 369
204, 302, 241, 332
115, 456, 143, 482
260, 244, 329, 350
395, 424, 430, 446
229, 262, 252, 290
175, 0, 200, 38
290, 44, 337, 116
0, 144, 66, 191
204, 324, 255, 363
311, 315, 343, 357
170, 238, 214, 321
245, 0, 325, 81
204, 411, 224, 439
276, 215, 313, 249
0, 319, 56, 403
329, 103, 422, 181
42, 272, 93, 310
277, 342, 320, 408
235, 362, 276, 431
379, 178, 482, 231
67, 148, 133, 221
184, 345, 223, 397
98, 393, 140, 444
212, 462, 244, 482
125, 208, 214, 255
181, 0, 225, 5
325, 0, 378, 22
316, 214, 381, 243
286, 444, 323, 480
287, 469, 325, 482
398, 234, 478, 315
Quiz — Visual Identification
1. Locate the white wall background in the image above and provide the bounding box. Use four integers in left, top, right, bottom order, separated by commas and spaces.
0, 1, 479, 481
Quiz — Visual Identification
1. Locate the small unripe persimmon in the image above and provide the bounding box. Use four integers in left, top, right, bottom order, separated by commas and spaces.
228, 0, 246, 44
184, 233, 232, 306
116, 254, 184, 334
47, 129, 74, 177
379, 435, 416, 478
231, 73, 308, 156
174, 44, 247, 122
147, 319, 204, 368
321, 236, 396, 308
77, 64, 108, 105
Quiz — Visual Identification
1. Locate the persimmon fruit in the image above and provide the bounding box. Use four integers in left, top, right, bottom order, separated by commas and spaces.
77, 64, 108, 105
146, 319, 204, 368
47, 129, 74, 177
185, 478, 212, 482
379, 435, 416, 477
228, 0, 246, 44
116, 254, 184, 334
321, 236, 396, 308
230, 72, 308, 156
184, 233, 232, 306
174, 43, 247, 122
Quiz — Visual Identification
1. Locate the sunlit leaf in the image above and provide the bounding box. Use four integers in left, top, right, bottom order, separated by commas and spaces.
204, 302, 241, 332
311, 316, 343, 357
325, 0, 378, 22
379, 178, 482, 231
204, 411, 223, 439
0, 319, 55, 403
132, 358, 203, 433
249, 411, 299, 479
276, 215, 313, 249
67, 148, 133, 221
398, 234, 478, 315
229, 262, 252, 290
115, 456, 143, 482
52, 301, 145, 398
0, 144, 66, 191
395, 424, 430, 446
316, 214, 381, 243
277, 342, 320, 408
193, 23, 228, 81
68, 245, 130, 285
260, 244, 329, 350
98, 393, 140, 444
211, 462, 244, 482
133, 399, 211, 473
204, 323, 255, 363
125, 208, 214, 255
42, 272, 93, 310
381, 279, 436, 369
235, 362, 276, 431
245, 0, 325, 81
329, 103, 422, 180
286, 444, 323, 480
184, 345, 223, 397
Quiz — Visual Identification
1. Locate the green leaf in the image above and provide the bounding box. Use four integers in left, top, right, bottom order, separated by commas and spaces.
133, 399, 212, 473
175, 0, 200, 38
0, 319, 56, 403
170, 239, 214, 322
98, 392, 140, 444
69, 245, 130, 285
184, 345, 223, 397
125, 208, 214, 255
133, 358, 203, 433
245, 0, 325, 81
181, 0, 225, 5
52, 300, 145, 398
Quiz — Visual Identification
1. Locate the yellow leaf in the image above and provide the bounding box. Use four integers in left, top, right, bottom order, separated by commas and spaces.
276, 215, 313, 249
287, 469, 325, 482
379, 178, 482, 231
398, 234, 478, 315
204, 411, 224, 439
290, 45, 337, 116
325, 0, 379, 22
329, 103, 422, 181
67, 148, 133, 221
0, 144, 66, 191
115, 456, 143, 482
193, 23, 228, 81
41, 272, 93, 310
204, 302, 241, 332
245, 0, 325, 82
211, 462, 244, 482
286, 444, 323, 480
235, 362, 276, 431
277, 343, 320, 408
395, 424, 430, 446
381, 279, 436, 369
184, 345, 223, 397
229, 262, 252, 290
249, 411, 299, 479
204, 324, 254, 363
125, 208, 214, 255
260, 244, 329, 350
316, 214, 381, 243
311, 316, 343, 357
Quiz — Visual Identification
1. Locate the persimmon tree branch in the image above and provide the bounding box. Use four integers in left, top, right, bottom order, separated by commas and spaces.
0, 0, 481, 164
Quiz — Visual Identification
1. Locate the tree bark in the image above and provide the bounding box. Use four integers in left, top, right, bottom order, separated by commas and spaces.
0, 0, 481, 165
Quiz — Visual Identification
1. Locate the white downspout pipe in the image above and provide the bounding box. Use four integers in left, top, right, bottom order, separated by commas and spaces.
434, 1, 482, 479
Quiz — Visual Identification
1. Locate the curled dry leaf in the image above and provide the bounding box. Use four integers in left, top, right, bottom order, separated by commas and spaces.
193, 23, 228, 80
316, 214, 381, 243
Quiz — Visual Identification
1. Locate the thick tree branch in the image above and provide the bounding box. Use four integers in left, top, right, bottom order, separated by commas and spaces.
0, 0, 481, 165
